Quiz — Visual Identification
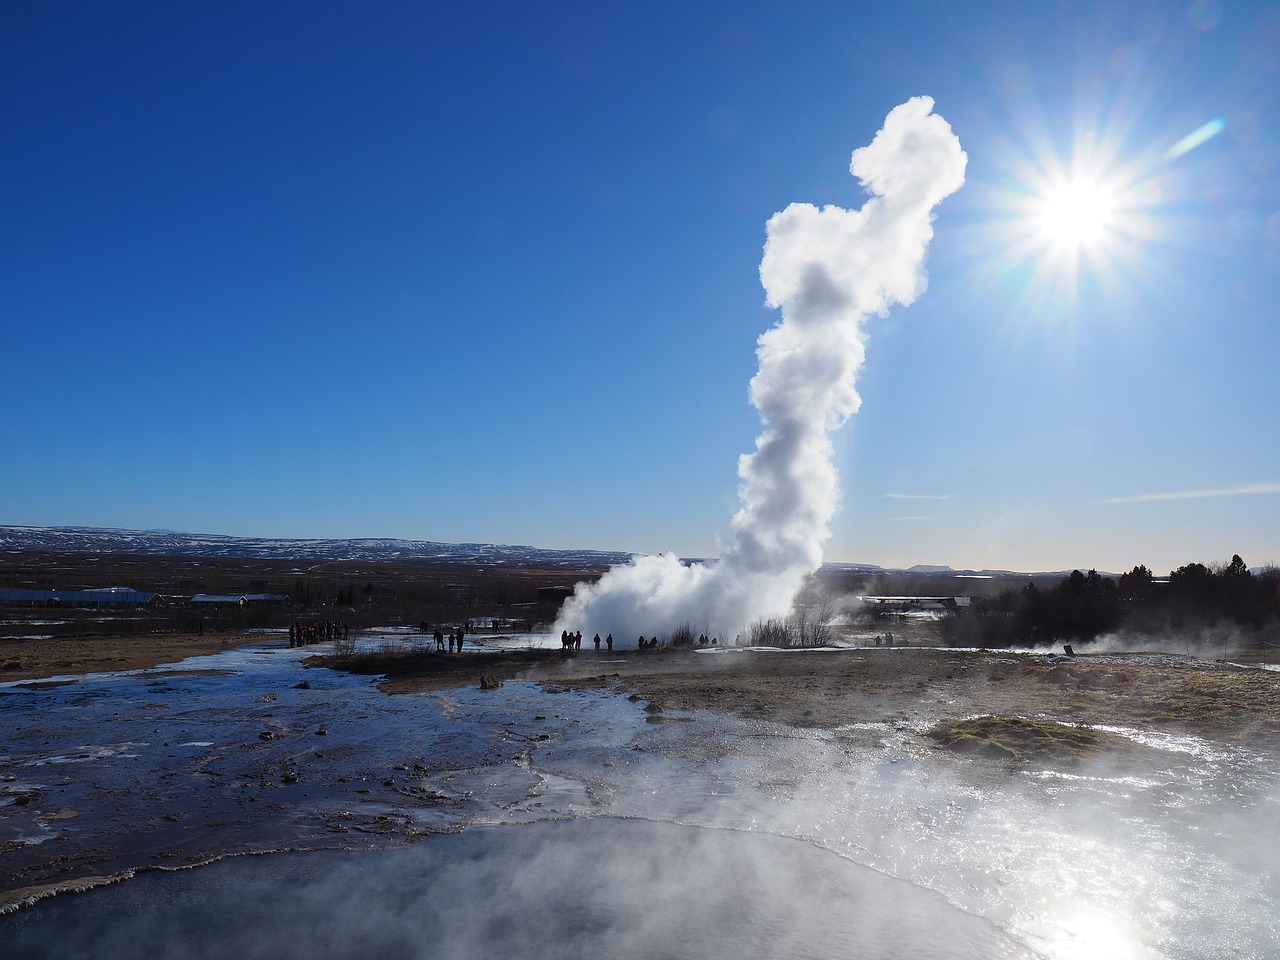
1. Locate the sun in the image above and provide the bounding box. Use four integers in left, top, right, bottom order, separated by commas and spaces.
1035, 177, 1119, 249
975, 152, 1152, 314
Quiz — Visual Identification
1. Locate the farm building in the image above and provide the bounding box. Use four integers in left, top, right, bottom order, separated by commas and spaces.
0, 587, 161, 609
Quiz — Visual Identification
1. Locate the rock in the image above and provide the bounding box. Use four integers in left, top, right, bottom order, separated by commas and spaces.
480, 674, 503, 690
293, 681, 311, 690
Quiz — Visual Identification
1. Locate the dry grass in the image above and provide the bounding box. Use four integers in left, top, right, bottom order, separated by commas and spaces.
1030, 660, 1280, 743
925, 715, 1134, 762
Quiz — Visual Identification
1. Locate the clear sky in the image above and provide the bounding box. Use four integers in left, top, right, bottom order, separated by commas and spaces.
3, 1, 1278, 576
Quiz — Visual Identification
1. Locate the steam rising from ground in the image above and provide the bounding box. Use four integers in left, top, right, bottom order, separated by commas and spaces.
557, 98, 966, 644
2, 820, 1036, 959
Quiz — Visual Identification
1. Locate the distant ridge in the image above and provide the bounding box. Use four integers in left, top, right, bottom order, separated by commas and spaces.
0, 525, 632, 568
0, 525, 1107, 580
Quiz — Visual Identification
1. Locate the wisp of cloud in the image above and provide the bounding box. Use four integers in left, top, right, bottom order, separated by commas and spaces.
556, 97, 966, 645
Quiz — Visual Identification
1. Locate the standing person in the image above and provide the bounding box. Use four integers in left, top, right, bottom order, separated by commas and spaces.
456, 629, 465, 653
574, 630, 582, 650
593, 633, 601, 651
434, 628, 445, 652
605, 633, 613, 651
449, 633, 455, 654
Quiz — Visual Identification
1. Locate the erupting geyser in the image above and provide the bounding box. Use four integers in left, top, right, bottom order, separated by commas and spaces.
555, 97, 966, 645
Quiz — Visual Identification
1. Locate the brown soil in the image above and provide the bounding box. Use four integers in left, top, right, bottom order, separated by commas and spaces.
316, 645, 1280, 748
10, 633, 1280, 749
0, 632, 271, 680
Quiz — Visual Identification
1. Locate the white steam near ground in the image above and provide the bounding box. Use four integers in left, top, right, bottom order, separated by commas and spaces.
2, 820, 1037, 960
1034, 622, 1280, 660
555, 97, 967, 646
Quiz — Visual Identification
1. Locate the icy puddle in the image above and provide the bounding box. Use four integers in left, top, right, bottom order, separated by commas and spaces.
3, 644, 1279, 959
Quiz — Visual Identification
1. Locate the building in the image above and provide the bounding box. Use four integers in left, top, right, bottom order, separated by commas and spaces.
0, 588, 161, 609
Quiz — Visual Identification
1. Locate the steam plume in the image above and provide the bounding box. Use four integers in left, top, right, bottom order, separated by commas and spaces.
556, 97, 966, 645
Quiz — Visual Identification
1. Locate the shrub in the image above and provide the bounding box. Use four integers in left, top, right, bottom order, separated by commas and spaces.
746, 616, 791, 647
668, 622, 696, 647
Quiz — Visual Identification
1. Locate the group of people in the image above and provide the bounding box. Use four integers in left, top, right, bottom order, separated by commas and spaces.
557, 632, 726, 652
289, 620, 348, 647
634, 633, 720, 651
560, 630, 614, 651
411, 623, 730, 655
417, 621, 471, 653
432, 625, 467, 653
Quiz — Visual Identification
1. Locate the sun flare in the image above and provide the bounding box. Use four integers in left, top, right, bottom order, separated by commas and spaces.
975, 122, 1169, 313
1036, 178, 1118, 249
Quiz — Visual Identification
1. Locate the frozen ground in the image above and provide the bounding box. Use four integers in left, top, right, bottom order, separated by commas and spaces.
1, 639, 1277, 958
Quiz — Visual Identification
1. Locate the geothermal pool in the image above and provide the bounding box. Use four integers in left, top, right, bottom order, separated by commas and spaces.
0, 819, 1035, 960
1, 641, 1277, 958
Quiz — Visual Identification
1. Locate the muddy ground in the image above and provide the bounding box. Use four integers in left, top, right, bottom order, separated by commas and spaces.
5, 635, 1280, 916
10, 626, 1280, 746
321, 643, 1280, 746
0, 632, 269, 680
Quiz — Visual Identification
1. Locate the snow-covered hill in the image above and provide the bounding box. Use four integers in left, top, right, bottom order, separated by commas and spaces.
0, 525, 632, 568
0, 525, 1095, 580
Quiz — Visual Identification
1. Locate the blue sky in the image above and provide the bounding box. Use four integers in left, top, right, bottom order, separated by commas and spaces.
3, 1, 1278, 575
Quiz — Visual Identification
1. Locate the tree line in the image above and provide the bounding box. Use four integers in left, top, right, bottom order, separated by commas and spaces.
941, 555, 1280, 649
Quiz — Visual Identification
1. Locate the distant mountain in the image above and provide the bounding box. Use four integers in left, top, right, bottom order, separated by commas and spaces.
0, 525, 1107, 580
821, 561, 886, 574
0, 525, 633, 569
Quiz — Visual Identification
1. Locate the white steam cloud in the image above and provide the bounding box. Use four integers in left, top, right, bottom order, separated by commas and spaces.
556, 97, 966, 645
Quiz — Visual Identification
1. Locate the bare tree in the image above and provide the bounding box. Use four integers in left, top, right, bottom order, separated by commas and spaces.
747, 616, 791, 647
790, 597, 836, 646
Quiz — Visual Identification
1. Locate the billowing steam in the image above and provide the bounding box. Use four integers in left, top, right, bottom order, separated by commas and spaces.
556, 97, 966, 645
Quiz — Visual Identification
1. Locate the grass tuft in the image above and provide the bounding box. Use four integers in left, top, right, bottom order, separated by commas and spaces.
925, 714, 1130, 762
